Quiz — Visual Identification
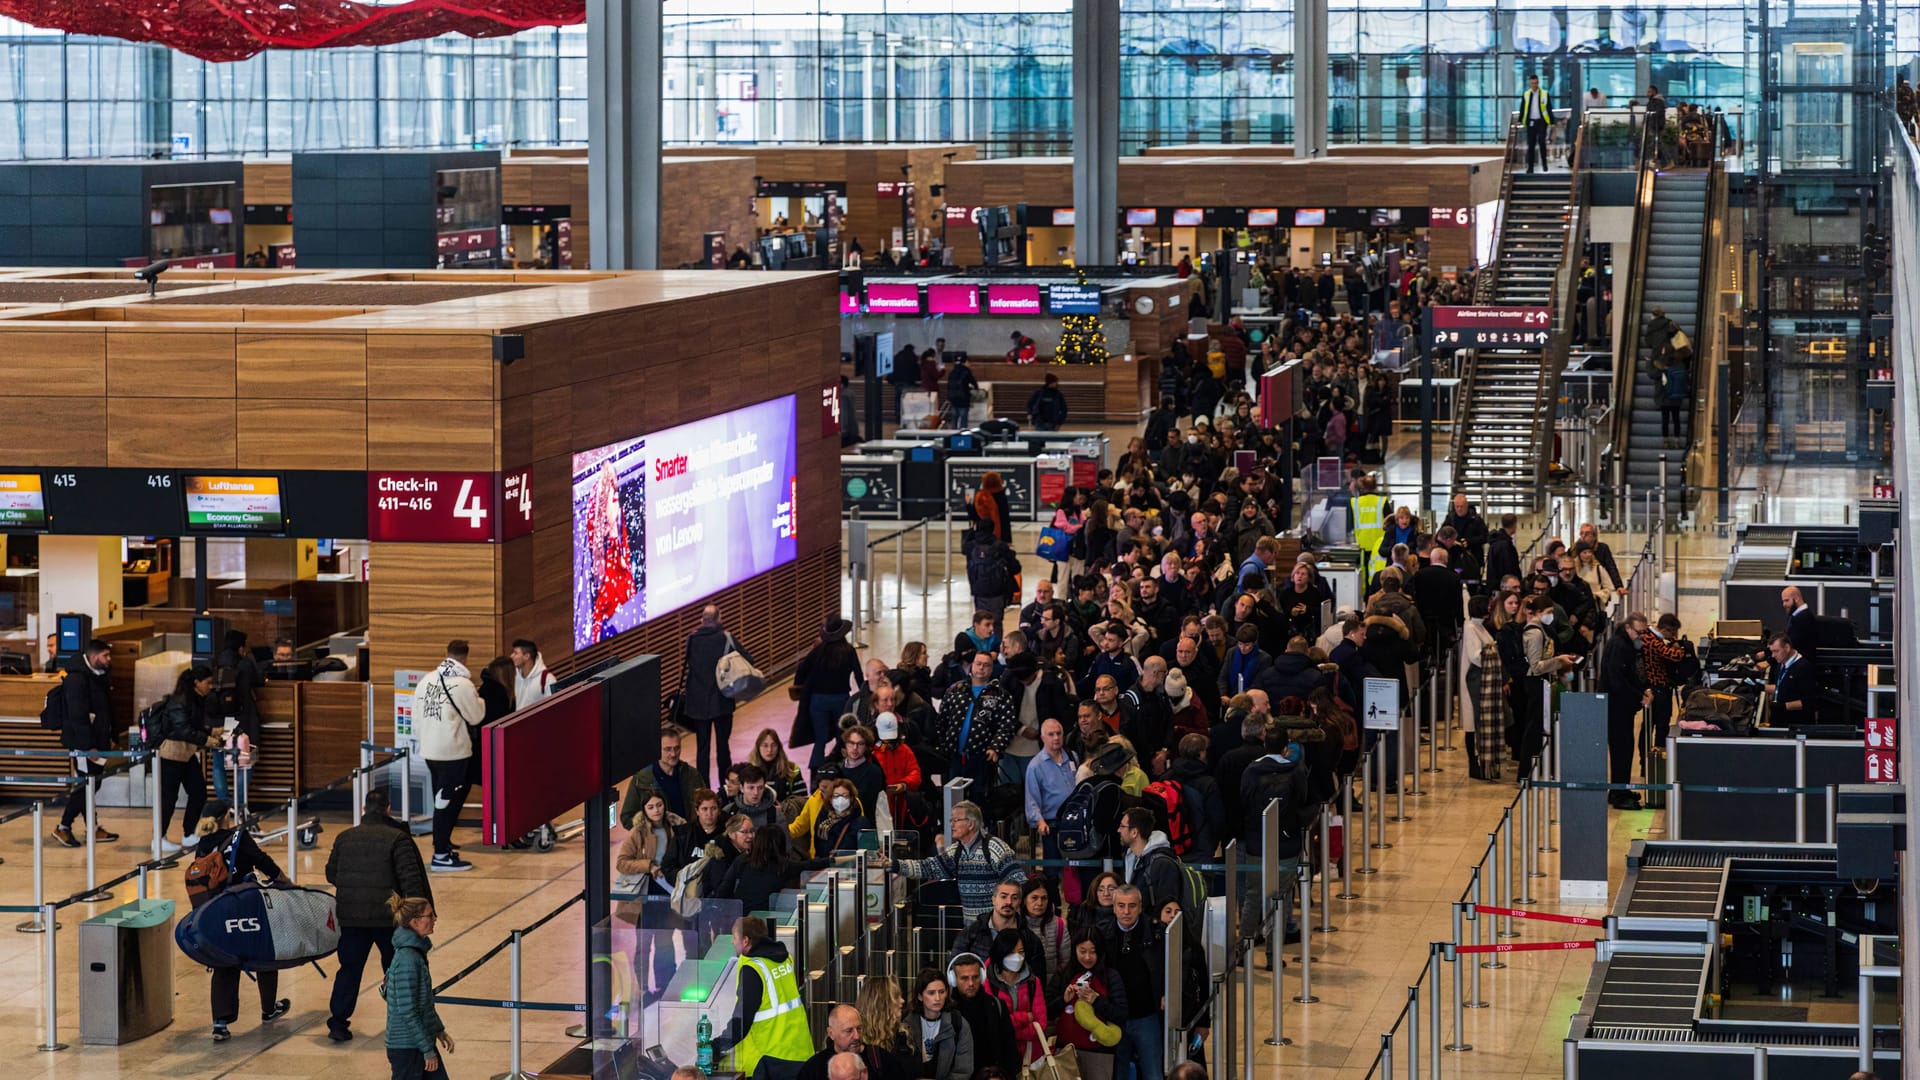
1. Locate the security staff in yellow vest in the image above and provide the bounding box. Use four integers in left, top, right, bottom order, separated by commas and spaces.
713, 916, 814, 1076
1521, 74, 1553, 174
1351, 478, 1389, 581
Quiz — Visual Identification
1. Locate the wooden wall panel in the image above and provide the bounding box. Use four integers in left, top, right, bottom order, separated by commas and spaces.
368, 542, 499, 615
365, 609, 503, 686
0, 397, 105, 465
237, 330, 369, 398
108, 396, 236, 467
245, 161, 293, 205
299, 681, 366, 790
659, 156, 758, 268
0, 329, 107, 395
236, 400, 368, 468
106, 330, 236, 397
367, 399, 496, 470
365, 333, 496, 399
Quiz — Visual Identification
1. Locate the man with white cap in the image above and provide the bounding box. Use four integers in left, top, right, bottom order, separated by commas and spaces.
871, 709, 924, 830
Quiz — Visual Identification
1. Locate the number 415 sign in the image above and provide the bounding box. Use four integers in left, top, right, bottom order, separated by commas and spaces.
368, 470, 534, 543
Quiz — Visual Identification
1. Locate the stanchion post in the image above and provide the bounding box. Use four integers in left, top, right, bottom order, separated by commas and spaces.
1446, 909, 1471, 1050
1428, 944, 1443, 1079
1380, 1033, 1393, 1080
1294, 865, 1317, 1003
1390, 728, 1410, 821
919, 518, 929, 596
894, 531, 905, 611
17, 802, 55, 933
1407, 694, 1424, 796
1426, 668, 1441, 773
1405, 983, 1420, 1080
1264, 896, 1289, 1045
1537, 751, 1558, 855
1482, 832, 1508, 967
285, 798, 298, 883
1241, 936, 1258, 1079
1316, 808, 1335, 932
149, 752, 162, 860
1498, 809, 1519, 938
401, 751, 413, 824
1337, 776, 1359, 895
1466, 869, 1489, 999
1444, 647, 1457, 750
36, 902, 64, 1051
1516, 783, 1537, 904
81, 772, 109, 903
492, 930, 530, 1080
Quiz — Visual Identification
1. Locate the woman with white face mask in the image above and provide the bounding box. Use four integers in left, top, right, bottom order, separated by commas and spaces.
788, 777, 865, 858
986, 928, 1049, 1069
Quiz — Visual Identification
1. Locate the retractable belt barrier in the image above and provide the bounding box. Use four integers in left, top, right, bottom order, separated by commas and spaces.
1530, 780, 1830, 795
1453, 940, 1598, 955
1471, 905, 1602, 926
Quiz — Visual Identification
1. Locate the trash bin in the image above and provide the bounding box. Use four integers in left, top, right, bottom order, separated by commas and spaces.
80, 898, 175, 1044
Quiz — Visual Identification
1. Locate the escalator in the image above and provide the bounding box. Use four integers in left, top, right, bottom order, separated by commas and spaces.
1451, 119, 1580, 512
1619, 169, 1713, 510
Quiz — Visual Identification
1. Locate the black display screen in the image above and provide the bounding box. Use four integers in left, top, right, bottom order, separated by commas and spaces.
44, 468, 187, 536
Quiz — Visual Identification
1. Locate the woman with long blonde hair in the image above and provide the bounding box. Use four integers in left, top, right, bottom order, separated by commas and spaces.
745, 727, 805, 803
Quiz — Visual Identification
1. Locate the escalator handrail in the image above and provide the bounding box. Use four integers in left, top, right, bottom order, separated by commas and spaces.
1608, 116, 1661, 467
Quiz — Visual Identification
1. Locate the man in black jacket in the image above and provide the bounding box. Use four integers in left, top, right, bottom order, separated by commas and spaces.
949, 952, 1018, 1077
682, 604, 751, 786
1597, 615, 1653, 809
951, 877, 1049, 984
53, 638, 117, 847
1442, 493, 1490, 567
1411, 547, 1465, 661
325, 787, 433, 1041
1101, 886, 1168, 1080
1485, 514, 1521, 588
966, 526, 1022, 633
1025, 373, 1070, 431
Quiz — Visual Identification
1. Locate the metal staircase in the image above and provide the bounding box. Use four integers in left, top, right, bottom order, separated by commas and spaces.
1618, 170, 1711, 510
1451, 120, 1578, 512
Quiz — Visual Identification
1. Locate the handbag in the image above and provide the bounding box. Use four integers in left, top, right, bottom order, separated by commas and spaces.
715, 633, 766, 701
1036, 526, 1072, 563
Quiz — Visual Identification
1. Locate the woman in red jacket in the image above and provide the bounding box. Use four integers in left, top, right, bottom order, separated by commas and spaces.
986, 929, 1049, 1070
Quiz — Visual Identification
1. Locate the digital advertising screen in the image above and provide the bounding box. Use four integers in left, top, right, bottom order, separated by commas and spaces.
571, 396, 799, 650
0, 473, 46, 529
986, 284, 1042, 315
926, 283, 981, 315
183, 475, 284, 533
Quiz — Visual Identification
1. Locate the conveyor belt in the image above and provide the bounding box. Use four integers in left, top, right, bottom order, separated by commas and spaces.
1588, 954, 1703, 1028
1588, 1024, 1898, 1048
1637, 843, 1836, 868
1623, 865, 1724, 919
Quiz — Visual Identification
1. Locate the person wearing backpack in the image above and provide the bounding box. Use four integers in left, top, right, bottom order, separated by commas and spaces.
52, 638, 117, 848
416, 640, 483, 872
1238, 726, 1310, 945
1116, 808, 1200, 943
153, 664, 216, 854
210, 630, 264, 807
682, 605, 750, 786
324, 787, 433, 1043
947, 354, 980, 429
1159, 733, 1224, 859
966, 526, 1022, 634
186, 799, 290, 1042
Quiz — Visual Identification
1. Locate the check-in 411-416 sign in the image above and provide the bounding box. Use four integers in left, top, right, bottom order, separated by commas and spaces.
1426, 305, 1552, 348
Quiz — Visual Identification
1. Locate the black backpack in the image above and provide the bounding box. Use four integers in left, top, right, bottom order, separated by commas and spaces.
208, 659, 242, 722
967, 542, 1013, 597
38, 682, 65, 731
134, 699, 172, 753
1055, 778, 1117, 858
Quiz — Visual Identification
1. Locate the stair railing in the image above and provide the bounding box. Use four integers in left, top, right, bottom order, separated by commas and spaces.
1449, 112, 1525, 472
1529, 112, 1600, 500
1606, 114, 1661, 467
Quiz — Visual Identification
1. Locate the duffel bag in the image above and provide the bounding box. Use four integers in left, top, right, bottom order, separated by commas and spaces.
176, 880, 340, 971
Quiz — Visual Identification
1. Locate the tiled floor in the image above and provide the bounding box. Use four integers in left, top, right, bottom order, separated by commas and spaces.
0, 431, 1881, 1079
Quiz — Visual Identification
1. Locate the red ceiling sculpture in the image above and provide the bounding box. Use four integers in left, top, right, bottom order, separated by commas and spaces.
0, 1, 587, 62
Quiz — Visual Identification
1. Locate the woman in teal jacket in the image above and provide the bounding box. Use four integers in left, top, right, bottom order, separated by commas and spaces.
385, 894, 454, 1079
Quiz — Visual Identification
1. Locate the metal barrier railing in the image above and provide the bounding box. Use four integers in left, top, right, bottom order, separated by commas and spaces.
850, 514, 942, 631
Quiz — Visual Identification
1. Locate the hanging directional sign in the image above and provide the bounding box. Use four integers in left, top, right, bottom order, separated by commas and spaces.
1425, 305, 1553, 348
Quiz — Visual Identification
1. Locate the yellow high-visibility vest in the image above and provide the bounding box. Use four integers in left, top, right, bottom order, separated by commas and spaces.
732, 953, 814, 1076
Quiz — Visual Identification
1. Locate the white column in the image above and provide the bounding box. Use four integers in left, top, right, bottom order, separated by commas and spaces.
587, 0, 663, 270
38, 537, 125, 630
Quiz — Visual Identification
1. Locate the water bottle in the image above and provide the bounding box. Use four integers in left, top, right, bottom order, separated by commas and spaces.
696, 1013, 714, 1071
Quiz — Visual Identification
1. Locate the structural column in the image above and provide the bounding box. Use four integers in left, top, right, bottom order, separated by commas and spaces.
1293, 0, 1328, 156
1071, 0, 1120, 267
587, 0, 663, 270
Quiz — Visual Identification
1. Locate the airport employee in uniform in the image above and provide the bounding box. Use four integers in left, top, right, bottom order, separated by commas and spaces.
1521, 74, 1553, 173
714, 916, 814, 1076
1351, 478, 1388, 581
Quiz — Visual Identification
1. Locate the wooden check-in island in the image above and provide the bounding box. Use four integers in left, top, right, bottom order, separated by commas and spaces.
0, 267, 843, 802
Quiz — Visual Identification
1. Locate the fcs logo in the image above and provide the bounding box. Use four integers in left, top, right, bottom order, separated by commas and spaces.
224, 917, 262, 933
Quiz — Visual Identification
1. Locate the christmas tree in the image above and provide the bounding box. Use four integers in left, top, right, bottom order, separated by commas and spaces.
1054, 267, 1108, 364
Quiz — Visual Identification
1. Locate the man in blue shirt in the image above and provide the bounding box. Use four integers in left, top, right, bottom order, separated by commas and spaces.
1024, 717, 1078, 862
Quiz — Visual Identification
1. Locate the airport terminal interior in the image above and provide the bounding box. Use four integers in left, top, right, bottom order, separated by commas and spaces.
0, 3, 1916, 1080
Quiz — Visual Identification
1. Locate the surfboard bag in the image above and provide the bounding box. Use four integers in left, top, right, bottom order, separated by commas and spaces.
175, 880, 341, 971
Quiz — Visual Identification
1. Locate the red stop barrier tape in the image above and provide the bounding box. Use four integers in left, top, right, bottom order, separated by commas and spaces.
1473, 905, 1605, 926
1455, 939, 1599, 954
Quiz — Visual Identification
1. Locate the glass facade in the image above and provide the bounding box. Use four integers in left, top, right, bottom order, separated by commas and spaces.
0, 2, 1914, 161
